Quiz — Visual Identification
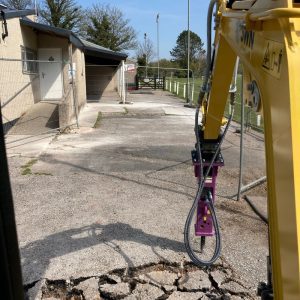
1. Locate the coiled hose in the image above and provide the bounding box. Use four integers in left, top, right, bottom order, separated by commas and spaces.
184, 0, 222, 267
184, 109, 234, 266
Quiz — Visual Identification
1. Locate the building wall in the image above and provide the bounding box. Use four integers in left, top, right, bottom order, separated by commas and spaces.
38, 35, 86, 125
0, 17, 40, 129
0, 18, 87, 131
85, 66, 118, 98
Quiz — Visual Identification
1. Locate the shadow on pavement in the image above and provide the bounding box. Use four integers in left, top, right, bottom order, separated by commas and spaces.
21, 222, 185, 286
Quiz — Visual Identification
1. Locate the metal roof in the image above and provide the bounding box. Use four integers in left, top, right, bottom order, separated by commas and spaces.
20, 18, 128, 61
81, 39, 127, 61
20, 17, 84, 49
0, 8, 35, 20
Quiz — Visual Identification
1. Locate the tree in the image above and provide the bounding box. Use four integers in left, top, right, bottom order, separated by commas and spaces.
81, 4, 137, 52
170, 30, 205, 70
136, 36, 155, 64
136, 35, 155, 76
148, 58, 180, 77
39, 0, 82, 32
2, 0, 33, 9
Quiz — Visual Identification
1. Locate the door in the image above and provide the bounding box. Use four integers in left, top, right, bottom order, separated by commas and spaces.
38, 49, 63, 100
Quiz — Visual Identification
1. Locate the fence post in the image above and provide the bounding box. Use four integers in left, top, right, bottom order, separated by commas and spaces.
177, 82, 179, 95
191, 83, 194, 103
135, 75, 139, 90
174, 81, 176, 93
257, 114, 261, 127
169, 81, 171, 91
183, 84, 186, 99
121, 60, 126, 104
245, 106, 250, 131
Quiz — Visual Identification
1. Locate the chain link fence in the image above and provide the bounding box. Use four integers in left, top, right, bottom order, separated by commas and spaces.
0, 58, 78, 135
165, 76, 264, 132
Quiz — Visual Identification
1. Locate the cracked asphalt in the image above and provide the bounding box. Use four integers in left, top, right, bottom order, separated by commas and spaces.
7, 91, 268, 299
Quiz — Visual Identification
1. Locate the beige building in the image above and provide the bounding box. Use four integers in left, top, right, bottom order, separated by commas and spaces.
83, 39, 127, 100
0, 8, 127, 133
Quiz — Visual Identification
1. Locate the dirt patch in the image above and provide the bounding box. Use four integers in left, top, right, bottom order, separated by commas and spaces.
21, 159, 38, 175
20, 159, 53, 176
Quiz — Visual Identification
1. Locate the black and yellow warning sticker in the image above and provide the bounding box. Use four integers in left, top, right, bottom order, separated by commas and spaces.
262, 39, 284, 79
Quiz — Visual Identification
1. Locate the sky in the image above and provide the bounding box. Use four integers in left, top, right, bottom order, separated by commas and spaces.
76, 0, 210, 59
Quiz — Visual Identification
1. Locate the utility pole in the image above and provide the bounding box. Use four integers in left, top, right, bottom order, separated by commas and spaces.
187, 0, 191, 104
144, 33, 148, 78
156, 13, 160, 78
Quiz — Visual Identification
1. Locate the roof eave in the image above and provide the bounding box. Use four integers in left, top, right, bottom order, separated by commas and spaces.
84, 46, 127, 61
20, 18, 128, 60
20, 18, 84, 50
1, 9, 35, 20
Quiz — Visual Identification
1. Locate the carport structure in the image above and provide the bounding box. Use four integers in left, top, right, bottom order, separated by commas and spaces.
82, 40, 127, 101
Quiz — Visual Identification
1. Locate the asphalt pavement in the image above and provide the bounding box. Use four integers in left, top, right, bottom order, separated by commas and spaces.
7, 90, 268, 299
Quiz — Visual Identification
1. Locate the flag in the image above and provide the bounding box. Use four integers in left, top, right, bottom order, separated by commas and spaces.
156, 13, 159, 23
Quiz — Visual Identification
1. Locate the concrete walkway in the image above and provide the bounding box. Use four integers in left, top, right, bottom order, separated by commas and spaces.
5, 101, 60, 157
8, 90, 267, 299
8, 101, 59, 135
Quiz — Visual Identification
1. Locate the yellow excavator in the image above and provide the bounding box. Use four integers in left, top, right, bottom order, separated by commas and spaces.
0, 1, 299, 299
183, 0, 300, 299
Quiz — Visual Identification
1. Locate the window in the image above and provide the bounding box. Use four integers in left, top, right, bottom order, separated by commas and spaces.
21, 46, 38, 74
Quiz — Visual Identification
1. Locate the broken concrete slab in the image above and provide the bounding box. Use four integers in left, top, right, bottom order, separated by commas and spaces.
131, 283, 164, 300
76, 277, 100, 300
122, 295, 138, 300
168, 291, 206, 300
178, 270, 211, 292
144, 270, 178, 287
107, 274, 122, 284
163, 284, 177, 292
220, 281, 248, 295
210, 270, 227, 287
230, 296, 243, 300
99, 282, 130, 299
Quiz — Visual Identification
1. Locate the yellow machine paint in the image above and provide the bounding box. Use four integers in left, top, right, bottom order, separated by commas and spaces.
202, 0, 300, 298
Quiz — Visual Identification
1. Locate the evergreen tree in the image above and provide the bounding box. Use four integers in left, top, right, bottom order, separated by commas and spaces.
81, 4, 137, 52
40, 0, 82, 32
170, 30, 205, 69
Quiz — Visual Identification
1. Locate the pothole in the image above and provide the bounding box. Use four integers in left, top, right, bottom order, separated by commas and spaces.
25, 261, 255, 299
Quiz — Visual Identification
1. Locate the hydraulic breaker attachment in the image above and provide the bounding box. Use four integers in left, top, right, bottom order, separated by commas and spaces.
191, 133, 224, 237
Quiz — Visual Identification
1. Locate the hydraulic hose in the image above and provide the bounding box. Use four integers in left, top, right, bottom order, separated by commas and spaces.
184, 108, 234, 266
198, 0, 217, 104
184, 0, 222, 267
243, 195, 268, 224
184, 0, 234, 267
195, 0, 218, 187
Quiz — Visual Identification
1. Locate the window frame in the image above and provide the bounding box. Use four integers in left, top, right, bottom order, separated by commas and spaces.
21, 46, 38, 75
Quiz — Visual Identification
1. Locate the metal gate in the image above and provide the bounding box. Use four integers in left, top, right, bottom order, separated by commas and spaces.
136, 77, 165, 89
